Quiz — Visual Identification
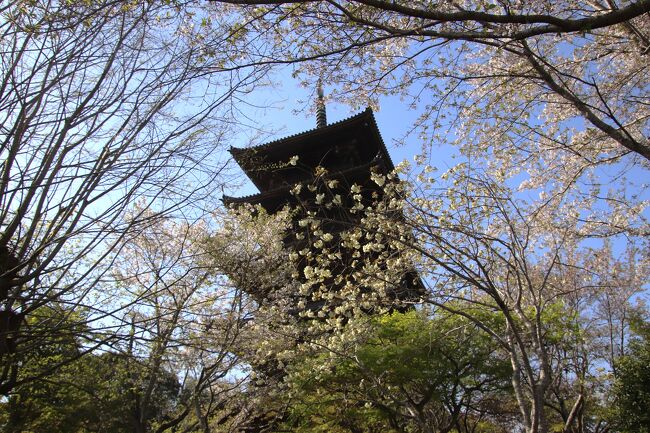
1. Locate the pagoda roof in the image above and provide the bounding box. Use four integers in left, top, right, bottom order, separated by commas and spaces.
228, 108, 395, 173
223, 155, 390, 211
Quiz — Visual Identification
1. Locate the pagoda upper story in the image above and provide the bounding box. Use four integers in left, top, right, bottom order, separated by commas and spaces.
223, 108, 394, 211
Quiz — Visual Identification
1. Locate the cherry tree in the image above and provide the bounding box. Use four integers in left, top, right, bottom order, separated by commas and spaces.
213, 0, 649, 239
108, 211, 254, 433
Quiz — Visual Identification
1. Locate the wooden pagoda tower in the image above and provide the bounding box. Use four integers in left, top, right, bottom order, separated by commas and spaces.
224, 92, 422, 306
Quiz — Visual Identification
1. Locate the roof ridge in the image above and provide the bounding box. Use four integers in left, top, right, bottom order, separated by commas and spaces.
229, 107, 374, 154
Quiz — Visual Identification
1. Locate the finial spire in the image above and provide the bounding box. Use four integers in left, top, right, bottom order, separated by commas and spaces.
316, 79, 327, 128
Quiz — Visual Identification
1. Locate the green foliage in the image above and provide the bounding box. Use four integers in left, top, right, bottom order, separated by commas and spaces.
0, 352, 182, 433
0, 307, 182, 433
610, 312, 650, 433
280, 310, 513, 433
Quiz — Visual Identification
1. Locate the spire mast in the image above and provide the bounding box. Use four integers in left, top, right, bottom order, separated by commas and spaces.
316, 79, 327, 128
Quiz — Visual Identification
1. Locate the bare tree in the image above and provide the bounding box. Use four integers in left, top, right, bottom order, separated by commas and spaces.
0, 0, 268, 394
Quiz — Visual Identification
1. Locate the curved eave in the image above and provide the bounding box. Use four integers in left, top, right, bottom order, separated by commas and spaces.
222, 186, 291, 206
223, 153, 392, 208
366, 110, 395, 172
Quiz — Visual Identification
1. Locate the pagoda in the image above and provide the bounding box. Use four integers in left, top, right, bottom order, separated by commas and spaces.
224, 90, 422, 306
223, 94, 422, 432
